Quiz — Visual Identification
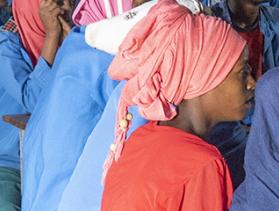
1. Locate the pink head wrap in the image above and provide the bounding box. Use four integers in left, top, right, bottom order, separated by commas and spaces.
13, 0, 45, 65
103, 0, 246, 182
72, 0, 133, 25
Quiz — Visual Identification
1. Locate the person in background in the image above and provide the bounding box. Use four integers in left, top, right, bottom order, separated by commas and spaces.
231, 68, 279, 211
0, 0, 11, 26
207, 0, 279, 188
21, 0, 133, 210
0, 0, 71, 210
101, 0, 255, 210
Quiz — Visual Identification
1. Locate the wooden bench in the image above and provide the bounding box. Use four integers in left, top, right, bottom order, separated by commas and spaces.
2, 113, 30, 130
2, 113, 31, 186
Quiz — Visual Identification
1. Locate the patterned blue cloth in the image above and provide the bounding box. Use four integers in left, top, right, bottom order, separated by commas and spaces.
0, 31, 50, 170
22, 26, 118, 211
231, 68, 279, 211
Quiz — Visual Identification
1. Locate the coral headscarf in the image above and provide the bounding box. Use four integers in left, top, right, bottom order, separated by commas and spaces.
103, 0, 246, 182
72, 0, 133, 26
13, 0, 45, 65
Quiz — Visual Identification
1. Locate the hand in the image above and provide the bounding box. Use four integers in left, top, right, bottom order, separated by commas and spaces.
60, 0, 72, 12
58, 0, 73, 41
58, 15, 71, 41
39, 0, 64, 37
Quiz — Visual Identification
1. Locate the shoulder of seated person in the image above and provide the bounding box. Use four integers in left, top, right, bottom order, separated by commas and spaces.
260, 5, 279, 22
0, 31, 20, 45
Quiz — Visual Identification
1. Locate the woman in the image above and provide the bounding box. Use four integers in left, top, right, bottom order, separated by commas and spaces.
55, 1, 204, 210
0, 0, 71, 209
231, 68, 279, 211
101, 0, 255, 210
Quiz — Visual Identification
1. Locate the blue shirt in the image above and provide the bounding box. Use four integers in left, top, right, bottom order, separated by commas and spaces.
57, 82, 147, 211
22, 26, 118, 211
0, 31, 51, 170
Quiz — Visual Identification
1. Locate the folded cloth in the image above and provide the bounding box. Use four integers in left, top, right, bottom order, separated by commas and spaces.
85, 0, 203, 54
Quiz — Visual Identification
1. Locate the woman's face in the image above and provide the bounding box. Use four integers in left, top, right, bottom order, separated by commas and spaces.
200, 47, 256, 123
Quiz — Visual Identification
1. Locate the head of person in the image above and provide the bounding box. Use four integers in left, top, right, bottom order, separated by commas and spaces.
102, 0, 255, 182
227, 0, 271, 24
12, 0, 73, 65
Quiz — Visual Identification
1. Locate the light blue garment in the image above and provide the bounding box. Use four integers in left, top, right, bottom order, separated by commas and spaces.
0, 31, 50, 170
231, 68, 279, 211
57, 81, 147, 211
22, 26, 119, 211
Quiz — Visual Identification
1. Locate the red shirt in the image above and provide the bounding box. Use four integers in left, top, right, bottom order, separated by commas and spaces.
238, 26, 264, 80
102, 122, 233, 211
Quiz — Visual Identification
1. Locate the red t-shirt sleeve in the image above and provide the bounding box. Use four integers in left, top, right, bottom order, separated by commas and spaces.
180, 158, 233, 211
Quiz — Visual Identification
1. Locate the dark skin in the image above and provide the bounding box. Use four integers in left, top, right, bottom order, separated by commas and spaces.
227, 0, 271, 31
159, 48, 256, 140
39, 0, 72, 65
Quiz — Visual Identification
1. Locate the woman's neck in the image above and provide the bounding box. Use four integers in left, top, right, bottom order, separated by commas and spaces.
159, 101, 216, 140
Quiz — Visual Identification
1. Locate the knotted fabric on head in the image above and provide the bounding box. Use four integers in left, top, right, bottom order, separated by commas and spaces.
13, 0, 45, 65
72, 0, 133, 26
102, 0, 246, 183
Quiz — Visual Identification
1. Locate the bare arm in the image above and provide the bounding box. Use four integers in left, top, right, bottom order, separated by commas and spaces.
39, 0, 71, 65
